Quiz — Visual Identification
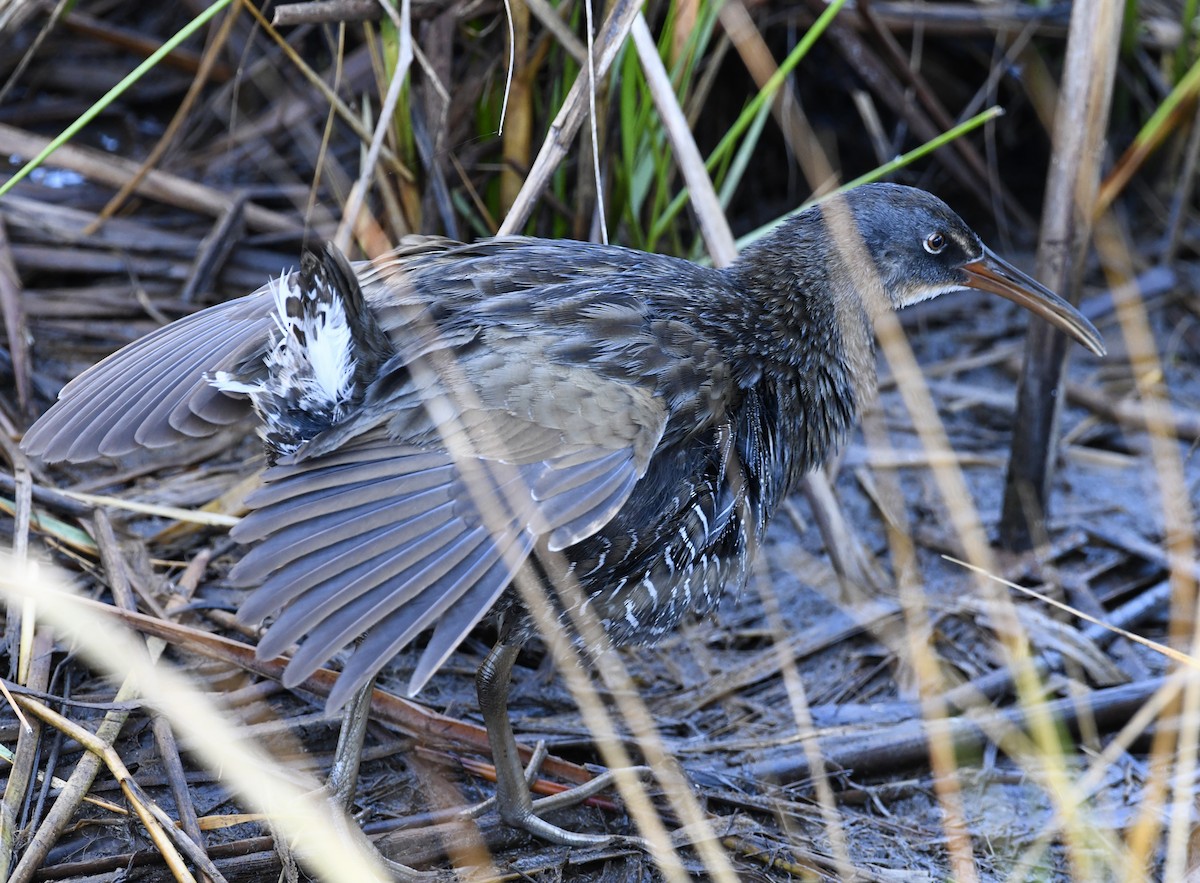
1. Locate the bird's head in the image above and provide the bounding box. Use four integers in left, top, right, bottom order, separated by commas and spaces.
832, 183, 1106, 356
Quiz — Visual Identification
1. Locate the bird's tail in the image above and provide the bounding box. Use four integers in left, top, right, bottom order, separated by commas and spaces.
212, 243, 393, 457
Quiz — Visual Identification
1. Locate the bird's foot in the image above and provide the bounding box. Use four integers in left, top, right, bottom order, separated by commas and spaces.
516, 767, 652, 848
380, 857, 443, 882
464, 740, 651, 847
528, 763, 651, 818
497, 803, 616, 847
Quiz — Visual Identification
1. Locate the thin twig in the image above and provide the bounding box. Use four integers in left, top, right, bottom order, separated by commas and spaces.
336, 0, 413, 252
498, 0, 642, 235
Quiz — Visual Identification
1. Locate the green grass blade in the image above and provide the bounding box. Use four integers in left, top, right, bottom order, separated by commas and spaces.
651, 0, 850, 240
0, 0, 233, 198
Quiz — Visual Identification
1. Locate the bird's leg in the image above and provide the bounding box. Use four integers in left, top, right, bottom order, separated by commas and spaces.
475, 640, 615, 847
462, 740, 551, 822
328, 675, 375, 808
325, 677, 441, 879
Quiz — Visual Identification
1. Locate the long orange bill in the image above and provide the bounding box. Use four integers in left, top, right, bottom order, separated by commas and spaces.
960, 246, 1106, 356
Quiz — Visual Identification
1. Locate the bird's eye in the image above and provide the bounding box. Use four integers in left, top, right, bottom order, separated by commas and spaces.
924, 232, 946, 255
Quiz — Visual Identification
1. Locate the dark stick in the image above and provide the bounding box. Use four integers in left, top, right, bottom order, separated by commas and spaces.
749, 676, 1168, 782
998, 0, 1121, 550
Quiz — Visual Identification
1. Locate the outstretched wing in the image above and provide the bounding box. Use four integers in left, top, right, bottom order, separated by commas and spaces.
20, 293, 276, 462
232, 337, 669, 705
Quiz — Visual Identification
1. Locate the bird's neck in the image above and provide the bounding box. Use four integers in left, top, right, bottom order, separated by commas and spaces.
721, 225, 878, 479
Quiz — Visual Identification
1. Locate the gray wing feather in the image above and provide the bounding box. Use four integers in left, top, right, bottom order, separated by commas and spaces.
231, 458, 456, 545
262, 520, 483, 664
527, 458, 640, 547
281, 524, 495, 685
232, 487, 457, 588
530, 448, 629, 498
403, 545, 530, 695
236, 497, 459, 630
21, 293, 274, 462
330, 536, 532, 707
234, 423, 655, 707
545, 468, 640, 551
93, 315, 259, 455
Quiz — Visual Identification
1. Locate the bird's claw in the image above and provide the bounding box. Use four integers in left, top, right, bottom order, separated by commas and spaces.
462, 742, 650, 847
529, 764, 652, 815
